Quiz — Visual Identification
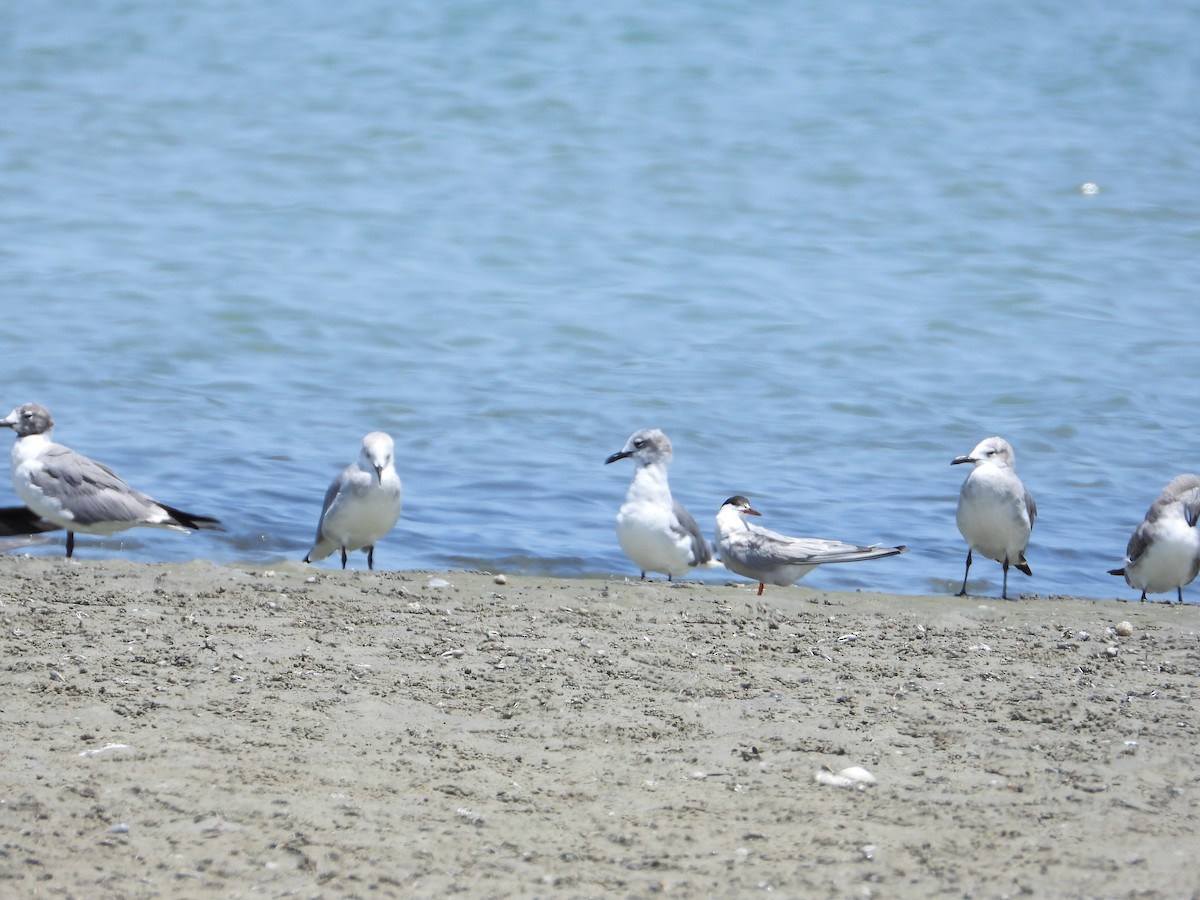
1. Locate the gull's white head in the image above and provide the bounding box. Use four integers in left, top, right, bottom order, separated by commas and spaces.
1157, 475, 1200, 527
605, 428, 673, 468
359, 431, 395, 480
952, 436, 1016, 471
0, 403, 55, 439
1161, 474, 1200, 501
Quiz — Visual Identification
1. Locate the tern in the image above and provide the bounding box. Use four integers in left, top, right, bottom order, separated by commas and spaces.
715, 495, 906, 595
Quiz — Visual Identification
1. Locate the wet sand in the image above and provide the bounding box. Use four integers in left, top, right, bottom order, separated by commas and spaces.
1, 557, 1197, 898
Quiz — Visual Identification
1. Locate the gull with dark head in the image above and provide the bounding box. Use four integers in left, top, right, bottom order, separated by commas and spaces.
0, 402, 222, 558
605, 428, 713, 580
304, 431, 402, 570
951, 436, 1036, 600
1108, 474, 1200, 603
715, 495, 907, 595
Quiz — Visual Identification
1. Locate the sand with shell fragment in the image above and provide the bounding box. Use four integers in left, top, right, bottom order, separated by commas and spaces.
0, 558, 1198, 898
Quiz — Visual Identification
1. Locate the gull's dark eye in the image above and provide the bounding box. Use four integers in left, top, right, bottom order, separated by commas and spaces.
633, 439, 645, 449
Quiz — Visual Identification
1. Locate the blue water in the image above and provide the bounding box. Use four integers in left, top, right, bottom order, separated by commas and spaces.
2, 1, 1198, 599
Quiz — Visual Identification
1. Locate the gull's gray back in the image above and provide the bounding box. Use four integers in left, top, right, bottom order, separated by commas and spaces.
31, 443, 159, 526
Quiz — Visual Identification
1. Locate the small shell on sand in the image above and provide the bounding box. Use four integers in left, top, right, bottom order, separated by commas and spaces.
494, 574, 508, 585
1114, 621, 1134, 637
815, 765, 876, 788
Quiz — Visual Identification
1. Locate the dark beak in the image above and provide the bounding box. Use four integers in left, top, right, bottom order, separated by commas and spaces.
605, 450, 632, 465
745, 506, 762, 517
951, 455, 974, 466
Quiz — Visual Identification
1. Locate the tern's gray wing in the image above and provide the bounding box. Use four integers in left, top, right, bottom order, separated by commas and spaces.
743, 524, 904, 567
1024, 487, 1037, 529
33, 444, 165, 526
0, 506, 60, 536
724, 528, 828, 573
672, 499, 714, 566
724, 529, 793, 571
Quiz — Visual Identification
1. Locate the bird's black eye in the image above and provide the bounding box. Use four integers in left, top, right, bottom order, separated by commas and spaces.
633, 439, 645, 448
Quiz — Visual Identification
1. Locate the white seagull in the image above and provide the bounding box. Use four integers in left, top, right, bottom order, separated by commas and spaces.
0, 402, 222, 558
304, 431, 402, 570
951, 436, 1036, 600
715, 495, 907, 595
604, 428, 713, 580
1108, 474, 1200, 603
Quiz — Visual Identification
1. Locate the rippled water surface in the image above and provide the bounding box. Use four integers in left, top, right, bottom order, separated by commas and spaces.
2, 1, 1198, 598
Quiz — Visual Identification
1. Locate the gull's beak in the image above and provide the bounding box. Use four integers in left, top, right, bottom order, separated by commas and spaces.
605, 450, 632, 465
951, 455, 974, 466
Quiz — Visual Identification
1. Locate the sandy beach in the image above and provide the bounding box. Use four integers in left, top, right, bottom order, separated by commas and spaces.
1, 557, 1197, 898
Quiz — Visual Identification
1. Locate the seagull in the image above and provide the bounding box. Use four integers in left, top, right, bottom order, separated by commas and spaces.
715, 495, 907, 595
304, 431, 402, 570
1108, 474, 1200, 603
604, 428, 713, 580
952, 436, 1036, 600
0, 403, 222, 558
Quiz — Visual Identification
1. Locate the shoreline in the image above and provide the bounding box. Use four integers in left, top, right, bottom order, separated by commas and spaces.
1, 558, 1197, 897
0, 532, 1170, 607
